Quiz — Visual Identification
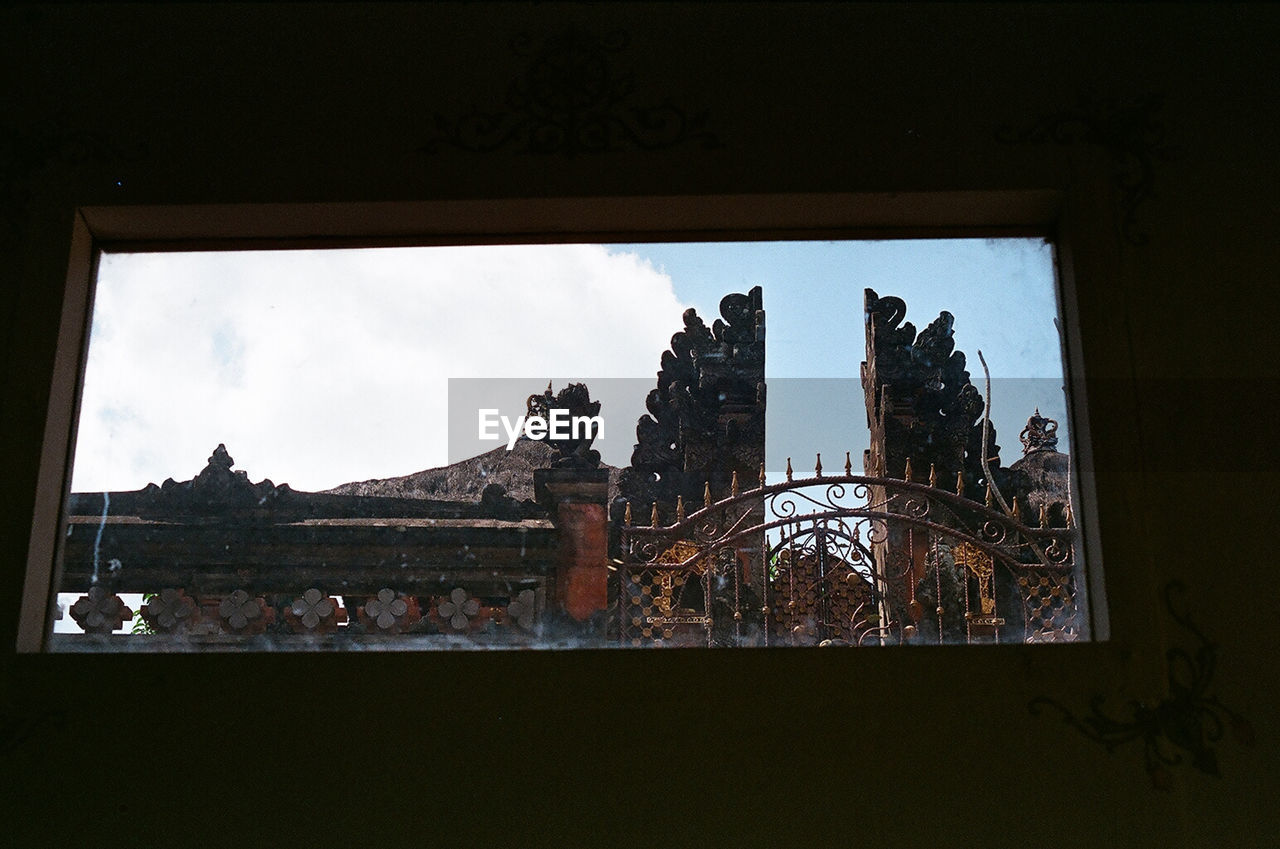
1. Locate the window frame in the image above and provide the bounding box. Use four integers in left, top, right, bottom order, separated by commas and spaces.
17, 190, 1113, 651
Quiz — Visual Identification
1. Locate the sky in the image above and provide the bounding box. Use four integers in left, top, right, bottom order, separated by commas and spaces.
69, 239, 1068, 494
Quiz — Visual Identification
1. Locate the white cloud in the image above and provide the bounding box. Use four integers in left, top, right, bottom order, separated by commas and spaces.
71, 245, 687, 492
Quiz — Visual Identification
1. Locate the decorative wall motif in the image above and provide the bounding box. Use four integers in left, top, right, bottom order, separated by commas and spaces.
998, 92, 1170, 245
0, 118, 145, 247
140, 588, 199, 633
422, 27, 720, 156
1031, 582, 1254, 788
285, 589, 346, 634
504, 589, 538, 631
218, 591, 275, 635
69, 587, 133, 634
1, 702, 65, 758
357, 589, 422, 635
435, 588, 481, 632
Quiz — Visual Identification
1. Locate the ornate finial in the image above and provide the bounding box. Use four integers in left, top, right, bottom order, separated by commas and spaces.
985, 483, 994, 508
676, 495, 686, 522
1039, 502, 1049, 528
844, 451, 852, 476
731, 471, 740, 498
786, 458, 793, 482
527, 381, 555, 418
651, 502, 659, 528
904, 458, 914, 482
624, 501, 633, 526
704, 481, 712, 509
759, 462, 766, 488
1012, 497, 1022, 522
956, 471, 965, 497
815, 454, 823, 477
1019, 408, 1060, 454
929, 463, 938, 488
208, 444, 234, 470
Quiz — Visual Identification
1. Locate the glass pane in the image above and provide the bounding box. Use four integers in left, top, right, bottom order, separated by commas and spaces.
51, 239, 1087, 649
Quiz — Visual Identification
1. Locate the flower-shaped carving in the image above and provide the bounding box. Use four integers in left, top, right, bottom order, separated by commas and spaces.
505, 589, 538, 631
436, 588, 480, 631
141, 588, 199, 633
285, 588, 346, 634
358, 588, 421, 634
218, 590, 274, 634
69, 587, 133, 634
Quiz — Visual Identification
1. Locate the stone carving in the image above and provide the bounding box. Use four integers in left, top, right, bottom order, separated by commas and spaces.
1007, 410, 1070, 529
1020, 408, 1059, 453
618, 286, 766, 520
358, 589, 422, 635
436, 588, 481, 631
285, 589, 346, 634
505, 589, 538, 631
69, 587, 133, 634
863, 288, 1003, 497
113, 444, 288, 516
140, 588, 199, 633
218, 590, 274, 634
525, 382, 602, 469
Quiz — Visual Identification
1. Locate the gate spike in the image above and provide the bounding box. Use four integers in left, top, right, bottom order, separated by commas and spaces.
759, 462, 766, 488
704, 481, 713, 509
815, 453, 823, 477
731, 470, 740, 498
844, 451, 852, 476
786, 458, 793, 482
985, 483, 994, 508
623, 501, 632, 526
651, 502, 660, 528
676, 495, 686, 523
929, 463, 938, 488
1012, 497, 1022, 522
956, 471, 965, 497
904, 458, 914, 482
1039, 502, 1049, 528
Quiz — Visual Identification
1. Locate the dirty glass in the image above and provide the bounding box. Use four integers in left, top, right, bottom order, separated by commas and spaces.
49, 239, 1089, 650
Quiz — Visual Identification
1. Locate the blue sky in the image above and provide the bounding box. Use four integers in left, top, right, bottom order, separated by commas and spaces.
610, 238, 1067, 472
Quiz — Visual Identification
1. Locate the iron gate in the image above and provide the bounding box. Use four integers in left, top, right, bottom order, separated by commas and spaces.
616, 459, 1082, 646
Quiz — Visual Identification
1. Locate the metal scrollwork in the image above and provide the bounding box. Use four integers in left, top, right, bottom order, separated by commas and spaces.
619, 471, 1081, 645
979, 519, 1010, 546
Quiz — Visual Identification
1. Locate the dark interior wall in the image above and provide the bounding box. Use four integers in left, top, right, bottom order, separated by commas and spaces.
2, 4, 1275, 845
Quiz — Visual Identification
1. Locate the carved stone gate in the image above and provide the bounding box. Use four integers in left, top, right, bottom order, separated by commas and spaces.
617, 460, 1082, 646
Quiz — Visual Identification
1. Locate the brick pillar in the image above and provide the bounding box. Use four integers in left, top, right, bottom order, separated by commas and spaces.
534, 467, 610, 622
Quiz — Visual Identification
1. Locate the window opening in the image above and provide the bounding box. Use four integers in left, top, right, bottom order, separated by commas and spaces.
46, 238, 1088, 650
